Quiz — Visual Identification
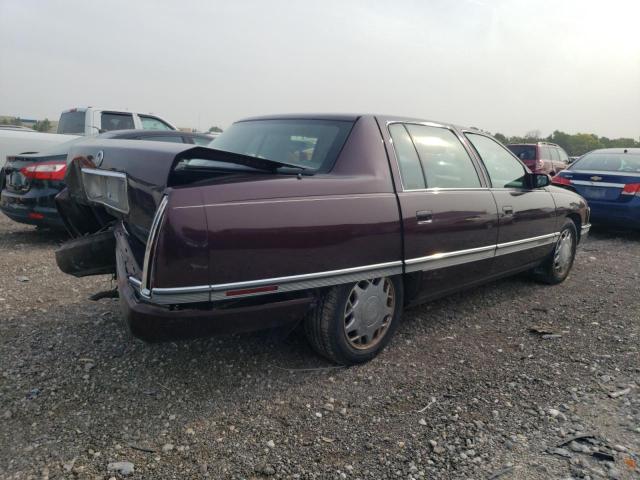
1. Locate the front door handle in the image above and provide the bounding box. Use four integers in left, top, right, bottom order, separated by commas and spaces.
416, 210, 433, 224
502, 206, 514, 216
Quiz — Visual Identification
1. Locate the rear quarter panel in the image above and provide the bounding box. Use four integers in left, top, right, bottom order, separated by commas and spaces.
151, 116, 404, 289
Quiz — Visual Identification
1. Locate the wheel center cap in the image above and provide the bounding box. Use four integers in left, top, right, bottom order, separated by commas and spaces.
363, 295, 383, 327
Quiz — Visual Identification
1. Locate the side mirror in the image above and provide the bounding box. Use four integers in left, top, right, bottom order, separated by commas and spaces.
530, 173, 550, 188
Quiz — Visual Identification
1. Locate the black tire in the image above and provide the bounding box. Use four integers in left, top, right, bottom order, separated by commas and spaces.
304, 276, 403, 365
531, 219, 577, 285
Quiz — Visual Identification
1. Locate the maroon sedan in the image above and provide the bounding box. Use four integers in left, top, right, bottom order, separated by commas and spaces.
55, 114, 590, 364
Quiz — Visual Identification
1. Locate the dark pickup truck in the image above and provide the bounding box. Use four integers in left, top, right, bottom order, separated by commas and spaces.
55, 114, 590, 364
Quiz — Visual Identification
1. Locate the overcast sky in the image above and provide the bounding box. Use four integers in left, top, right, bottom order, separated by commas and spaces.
1, 0, 638, 138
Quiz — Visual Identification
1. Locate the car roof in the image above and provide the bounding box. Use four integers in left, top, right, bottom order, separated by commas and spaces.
99, 129, 211, 139
236, 113, 471, 131
587, 147, 640, 154
507, 142, 559, 147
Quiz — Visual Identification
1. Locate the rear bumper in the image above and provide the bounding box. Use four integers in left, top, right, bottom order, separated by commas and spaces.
0, 188, 65, 228
588, 199, 640, 229
114, 223, 314, 336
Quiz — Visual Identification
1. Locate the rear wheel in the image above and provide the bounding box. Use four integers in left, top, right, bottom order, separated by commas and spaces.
532, 219, 577, 284
304, 276, 403, 365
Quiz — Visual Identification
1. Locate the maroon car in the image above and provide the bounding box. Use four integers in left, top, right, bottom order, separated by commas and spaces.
507, 142, 570, 177
55, 114, 590, 364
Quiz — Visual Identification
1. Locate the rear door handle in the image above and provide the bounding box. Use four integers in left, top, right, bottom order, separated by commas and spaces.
416, 210, 433, 224
502, 206, 514, 215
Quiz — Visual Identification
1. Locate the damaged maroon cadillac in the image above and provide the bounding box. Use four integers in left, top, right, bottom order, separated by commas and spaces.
55, 114, 590, 364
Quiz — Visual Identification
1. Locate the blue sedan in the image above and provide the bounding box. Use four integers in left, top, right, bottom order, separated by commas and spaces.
552, 148, 640, 229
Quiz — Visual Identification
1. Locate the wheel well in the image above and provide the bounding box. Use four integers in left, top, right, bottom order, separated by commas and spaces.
566, 213, 582, 241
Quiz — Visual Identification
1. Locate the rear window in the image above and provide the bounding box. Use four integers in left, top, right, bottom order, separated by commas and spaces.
572, 152, 640, 173
507, 145, 536, 161
57, 111, 86, 134
208, 119, 354, 172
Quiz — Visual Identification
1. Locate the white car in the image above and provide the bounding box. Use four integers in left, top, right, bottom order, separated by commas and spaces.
57, 107, 176, 135
0, 129, 79, 167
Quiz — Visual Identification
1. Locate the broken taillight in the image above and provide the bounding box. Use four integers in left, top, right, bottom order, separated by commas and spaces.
20, 161, 67, 181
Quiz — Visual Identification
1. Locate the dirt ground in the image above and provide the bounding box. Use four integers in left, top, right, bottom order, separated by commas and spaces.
0, 214, 638, 479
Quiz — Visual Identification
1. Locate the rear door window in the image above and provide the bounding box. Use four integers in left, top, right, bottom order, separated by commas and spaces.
101, 112, 134, 132
405, 124, 481, 189
540, 145, 552, 160
466, 133, 526, 188
388, 123, 426, 189
558, 149, 569, 163
139, 115, 173, 131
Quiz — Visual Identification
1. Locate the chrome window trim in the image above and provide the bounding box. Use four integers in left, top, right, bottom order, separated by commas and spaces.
127, 232, 560, 305
80, 168, 130, 214
140, 195, 169, 297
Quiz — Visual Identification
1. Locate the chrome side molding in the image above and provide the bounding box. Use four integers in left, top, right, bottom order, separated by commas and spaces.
129, 232, 561, 305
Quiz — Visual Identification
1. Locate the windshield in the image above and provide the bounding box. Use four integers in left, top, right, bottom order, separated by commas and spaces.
572, 152, 640, 173
207, 119, 354, 172
507, 145, 537, 161
57, 111, 86, 134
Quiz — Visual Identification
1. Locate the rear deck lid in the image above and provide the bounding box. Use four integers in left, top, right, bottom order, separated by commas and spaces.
558, 150, 640, 202
2, 153, 67, 194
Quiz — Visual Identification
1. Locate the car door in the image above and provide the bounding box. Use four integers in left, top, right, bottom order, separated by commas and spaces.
383, 122, 499, 302
464, 132, 557, 274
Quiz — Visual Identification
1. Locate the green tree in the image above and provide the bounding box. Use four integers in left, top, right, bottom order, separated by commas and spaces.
0, 116, 22, 126
493, 132, 508, 144
208, 126, 223, 133
33, 118, 51, 132
568, 133, 602, 156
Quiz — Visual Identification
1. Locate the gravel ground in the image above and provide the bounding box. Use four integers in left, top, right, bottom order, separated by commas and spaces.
0, 214, 638, 480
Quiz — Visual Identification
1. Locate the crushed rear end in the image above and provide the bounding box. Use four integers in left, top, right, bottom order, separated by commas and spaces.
54, 139, 315, 339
